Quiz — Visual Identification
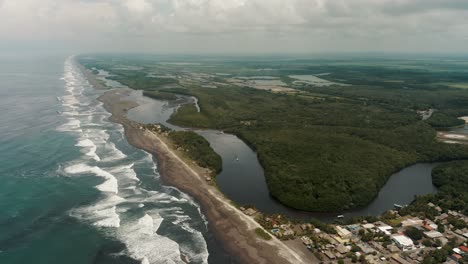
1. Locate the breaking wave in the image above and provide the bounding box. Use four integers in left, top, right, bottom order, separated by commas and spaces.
56, 56, 209, 264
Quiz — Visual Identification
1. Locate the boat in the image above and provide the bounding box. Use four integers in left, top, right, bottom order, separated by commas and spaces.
337, 215, 344, 219
394, 204, 404, 209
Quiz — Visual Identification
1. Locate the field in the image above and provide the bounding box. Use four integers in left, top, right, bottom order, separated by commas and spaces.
79, 54, 468, 211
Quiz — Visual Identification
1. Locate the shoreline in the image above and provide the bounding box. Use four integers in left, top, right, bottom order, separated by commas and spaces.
81, 66, 313, 263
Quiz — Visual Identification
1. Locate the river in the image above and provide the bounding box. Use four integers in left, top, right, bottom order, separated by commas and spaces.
124, 91, 445, 222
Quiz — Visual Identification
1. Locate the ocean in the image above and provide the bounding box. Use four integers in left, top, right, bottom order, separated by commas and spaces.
0, 54, 231, 264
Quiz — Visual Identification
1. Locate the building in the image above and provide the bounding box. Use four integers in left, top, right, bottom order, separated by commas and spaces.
422, 220, 438, 230
401, 218, 423, 227
390, 254, 412, 264
362, 223, 375, 229
336, 244, 349, 254
324, 251, 336, 260
377, 225, 393, 235
459, 246, 468, 254
424, 230, 444, 239
392, 234, 415, 251
336, 226, 352, 239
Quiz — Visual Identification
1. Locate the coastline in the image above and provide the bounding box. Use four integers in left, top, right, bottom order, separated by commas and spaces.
81, 66, 313, 263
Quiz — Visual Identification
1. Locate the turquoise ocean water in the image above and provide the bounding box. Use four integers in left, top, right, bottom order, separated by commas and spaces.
0, 55, 231, 264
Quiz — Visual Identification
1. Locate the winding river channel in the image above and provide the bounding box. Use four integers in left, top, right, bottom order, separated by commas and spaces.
126, 91, 442, 222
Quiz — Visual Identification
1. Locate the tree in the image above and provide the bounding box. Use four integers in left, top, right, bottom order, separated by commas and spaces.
351, 244, 362, 252
422, 239, 433, 247
437, 224, 445, 233
405, 226, 423, 241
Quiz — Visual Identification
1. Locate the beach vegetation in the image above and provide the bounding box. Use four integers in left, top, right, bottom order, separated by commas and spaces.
254, 228, 272, 240
169, 131, 222, 175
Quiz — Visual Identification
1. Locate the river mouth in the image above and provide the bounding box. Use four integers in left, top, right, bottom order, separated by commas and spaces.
126, 91, 439, 222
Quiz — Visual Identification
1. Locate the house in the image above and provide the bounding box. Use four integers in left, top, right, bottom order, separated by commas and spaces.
422, 220, 438, 230
388, 244, 400, 253
377, 225, 393, 235
244, 208, 257, 216
436, 213, 449, 222
300, 223, 313, 231
301, 236, 313, 245
357, 242, 376, 255
459, 245, 468, 254
365, 255, 380, 264
401, 218, 423, 227
424, 230, 444, 239
324, 250, 336, 260
336, 226, 352, 239
392, 234, 415, 251
448, 210, 459, 217
439, 237, 449, 245
346, 224, 361, 233
450, 254, 462, 262
362, 223, 375, 229
336, 244, 349, 254
390, 254, 412, 264
282, 228, 295, 236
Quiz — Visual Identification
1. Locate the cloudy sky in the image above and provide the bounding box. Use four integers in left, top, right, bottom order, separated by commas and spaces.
1, 0, 468, 54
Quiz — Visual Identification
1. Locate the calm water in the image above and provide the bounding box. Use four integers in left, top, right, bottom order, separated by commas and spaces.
127, 93, 439, 222
0, 55, 232, 264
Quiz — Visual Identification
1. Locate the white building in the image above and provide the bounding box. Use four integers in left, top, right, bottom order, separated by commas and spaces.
336, 226, 352, 238
377, 225, 393, 235
424, 230, 443, 239
392, 234, 415, 251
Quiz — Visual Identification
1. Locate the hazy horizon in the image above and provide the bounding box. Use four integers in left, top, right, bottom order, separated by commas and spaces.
1, 0, 468, 54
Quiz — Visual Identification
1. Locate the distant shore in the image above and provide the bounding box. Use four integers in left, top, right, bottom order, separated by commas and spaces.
80, 65, 312, 264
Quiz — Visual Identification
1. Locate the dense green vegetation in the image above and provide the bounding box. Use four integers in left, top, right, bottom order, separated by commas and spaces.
79, 54, 468, 212
425, 112, 465, 128
431, 161, 468, 214
168, 131, 222, 175
166, 85, 468, 211
404, 226, 423, 241
143, 90, 177, 101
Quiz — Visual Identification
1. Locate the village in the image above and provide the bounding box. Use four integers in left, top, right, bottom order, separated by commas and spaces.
240, 203, 468, 264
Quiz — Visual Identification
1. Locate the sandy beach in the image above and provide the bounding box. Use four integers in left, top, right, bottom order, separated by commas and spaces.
81, 67, 314, 263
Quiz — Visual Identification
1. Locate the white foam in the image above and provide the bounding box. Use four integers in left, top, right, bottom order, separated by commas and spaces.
93, 206, 121, 227
101, 142, 127, 162
71, 194, 124, 228
117, 213, 184, 264
57, 118, 81, 132
59, 56, 209, 264
171, 215, 191, 225
76, 139, 94, 147
110, 163, 139, 181
65, 164, 118, 194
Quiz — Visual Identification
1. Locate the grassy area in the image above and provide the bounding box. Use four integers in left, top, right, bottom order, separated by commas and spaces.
254, 228, 272, 240
143, 90, 177, 101
168, 131, 222, 175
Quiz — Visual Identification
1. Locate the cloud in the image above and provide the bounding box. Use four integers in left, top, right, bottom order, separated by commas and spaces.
0, 0, 468, 53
